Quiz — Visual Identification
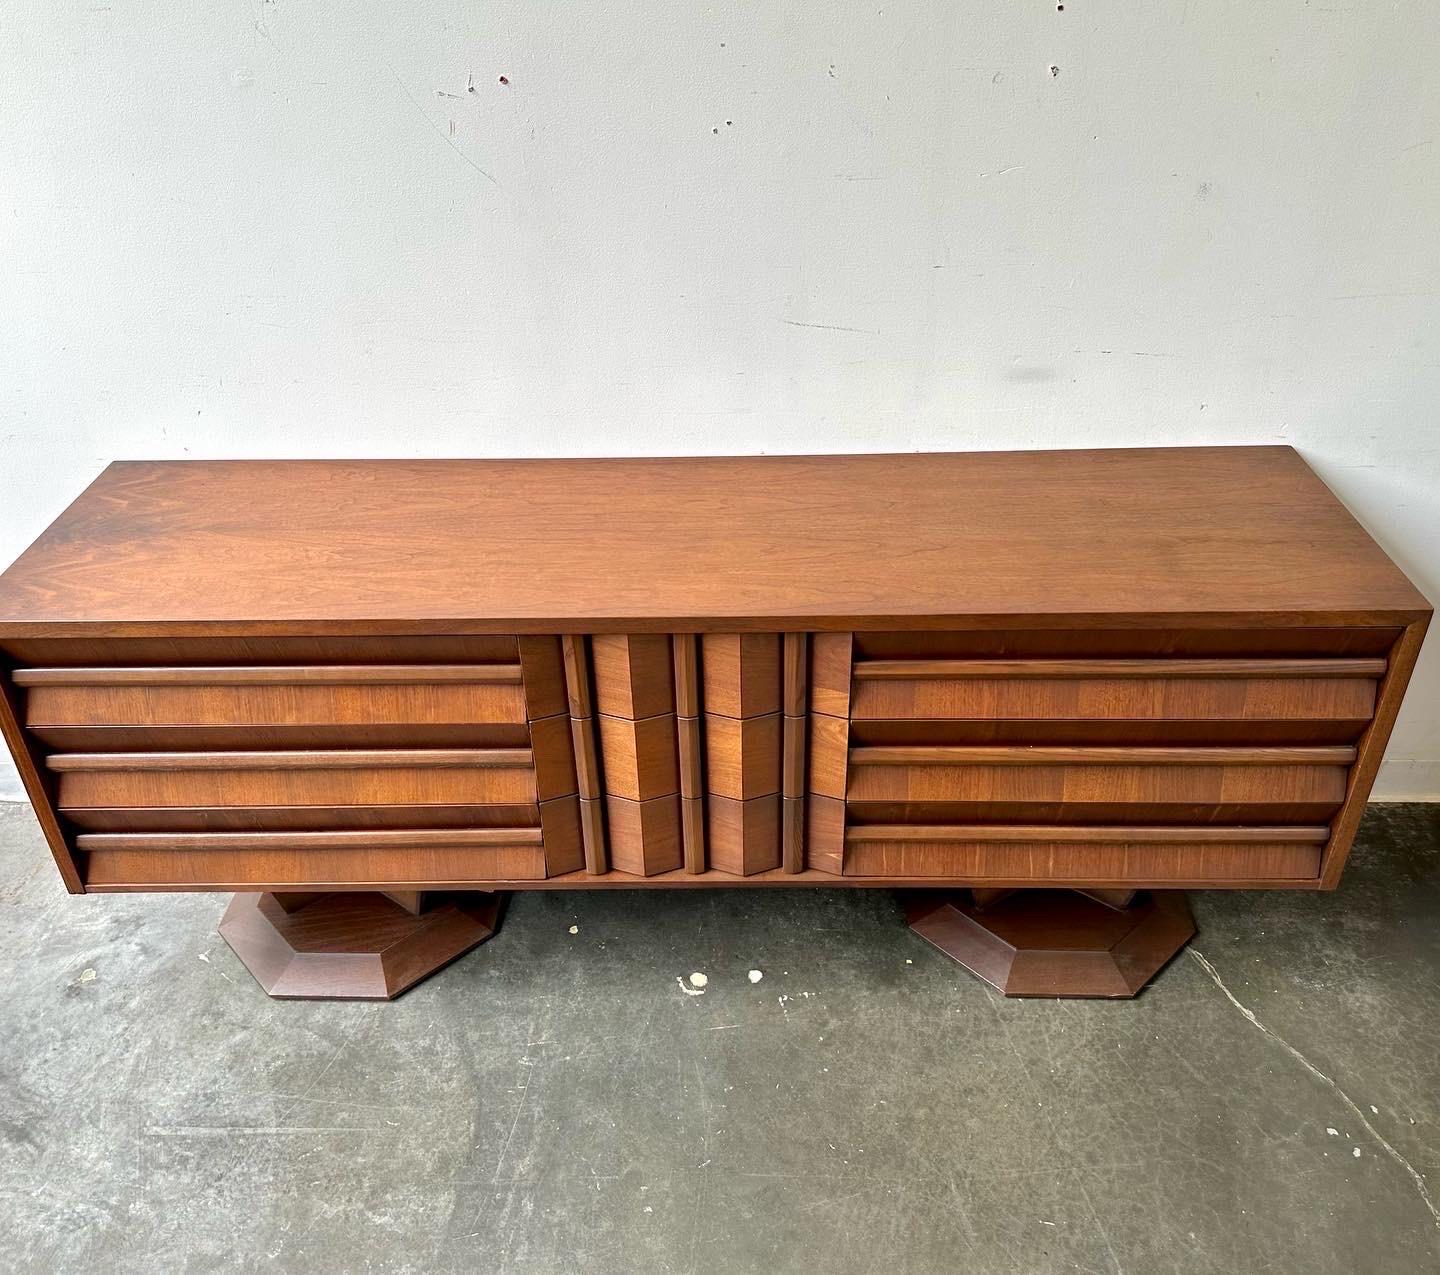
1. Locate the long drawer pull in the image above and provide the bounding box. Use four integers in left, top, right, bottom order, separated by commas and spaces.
14, 664, 523, 686
844, 824, 1330, 844
75, 828, 544, 851
848, 745, 1356, 767
46, 748, 534, 772
852, 658, 1387, 680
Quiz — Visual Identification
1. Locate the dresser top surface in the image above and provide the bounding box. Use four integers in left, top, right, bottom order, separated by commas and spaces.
0, 448, 1427, 634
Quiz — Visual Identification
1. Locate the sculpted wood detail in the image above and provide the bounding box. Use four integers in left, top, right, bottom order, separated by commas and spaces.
0, 450, 1428, 998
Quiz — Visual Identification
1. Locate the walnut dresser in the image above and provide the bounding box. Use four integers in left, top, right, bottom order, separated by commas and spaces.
0, 449, 1428, 1000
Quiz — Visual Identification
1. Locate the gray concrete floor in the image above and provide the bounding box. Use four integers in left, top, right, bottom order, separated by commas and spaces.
0, 803, 1437, 1275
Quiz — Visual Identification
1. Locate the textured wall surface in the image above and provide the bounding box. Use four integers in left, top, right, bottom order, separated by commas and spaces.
1, 1, 1436, 799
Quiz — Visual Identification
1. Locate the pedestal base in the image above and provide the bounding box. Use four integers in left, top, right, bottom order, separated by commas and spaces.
904, 888, 1195, 998
219, 891, 504, 1000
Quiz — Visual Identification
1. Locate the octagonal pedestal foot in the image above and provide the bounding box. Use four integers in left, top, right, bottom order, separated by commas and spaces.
904, 888, 1195, 998
219, 891, 504, 1000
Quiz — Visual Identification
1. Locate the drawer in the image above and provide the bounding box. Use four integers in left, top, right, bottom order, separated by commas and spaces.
843, 824, 1326, 881
48, 748, 537, 809
16, 664, 529, 729
849, 658, 1384, 724
74, 827, 548, 888
61, 803, 543, 832
844, 745, 1353, 816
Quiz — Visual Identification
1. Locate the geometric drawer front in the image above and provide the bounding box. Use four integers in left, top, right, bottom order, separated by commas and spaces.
17, 664, 529, 727
0, 620, 1418, 894
596, 712, 679, 801
842, 824, 1327, 881
843, 745, 1354, 814
849, 658, 1384, 723
74, 827, 549, 889
703, 712, 781, 799
48, 748, 539, 809
701, 634, 780, 718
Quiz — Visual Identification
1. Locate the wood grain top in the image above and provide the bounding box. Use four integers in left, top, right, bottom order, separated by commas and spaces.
0, 449, 1427, 635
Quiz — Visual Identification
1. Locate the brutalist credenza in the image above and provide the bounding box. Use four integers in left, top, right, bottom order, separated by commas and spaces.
0, 449, 1428, 999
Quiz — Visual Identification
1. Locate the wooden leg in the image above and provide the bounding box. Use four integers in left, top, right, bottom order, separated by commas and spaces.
219, 891, 504, 1001
904, 888, 1195, 999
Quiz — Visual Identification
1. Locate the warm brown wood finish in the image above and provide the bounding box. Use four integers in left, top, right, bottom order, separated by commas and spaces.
708, 794, 781, 875
606, 794, 682, 876
517, 636, 568, 720
1320, 617, 1430, 885
782, 633, 807, 872
907, 890, 1195, 998
806, 794, 846, 876
578, 797, 608, 876
0, 451, 1424, 632
673, 635, 707, 873
527, 713, 579, 801
14, 664, 526, 686
591, 635, 673, 718
0, 449, 1427, 997
851, 670, 1378, 723
701, 635, 781, 718
75, 828, 546, 851
851, 658, 1388, 680
25, 677, 529, 728
596, 713, 680, 801
673, 635, 701, 718
0, 657, 82, 891
219, 891, 502, 999
561, 635, 607, 873
810, 633, 853, 717
539, 795, 584, 876
703, 713, 781, 799
87, 842, 545, 888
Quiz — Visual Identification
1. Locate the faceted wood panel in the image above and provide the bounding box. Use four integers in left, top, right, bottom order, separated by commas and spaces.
708, 795, 781, 876
606, 794, 682, 876
701, 634, 781, 718
591, 635, 674, 720
597, 713, 680, 801
704, 713, 781, 799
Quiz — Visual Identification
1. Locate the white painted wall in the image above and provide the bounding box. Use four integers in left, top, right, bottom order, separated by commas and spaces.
1, 0, 1437, 802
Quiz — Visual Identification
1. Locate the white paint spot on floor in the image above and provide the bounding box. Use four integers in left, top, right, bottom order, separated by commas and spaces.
1371, 1105, 1380, 1114
198, 952, 210, 963
75, 968, 96, 985
676, 976, 705, 997
568, 925, 579, 935
748, 969, 763, 983
1354, 1147, 1363, 1158
689, 972, 708, 988
1327, 1127, 1340, 1136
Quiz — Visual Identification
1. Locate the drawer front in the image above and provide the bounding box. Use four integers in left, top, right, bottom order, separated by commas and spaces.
18, 665, 528, 728
49, 749, 538, 809
845, 745, 1352, 814
820, 629, 1401, 886
4, 637, 586, 888
850, 658, 1383, 725
74, 828, 548, 887
61, 803, 543, 832
843, 825, 1326, 881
